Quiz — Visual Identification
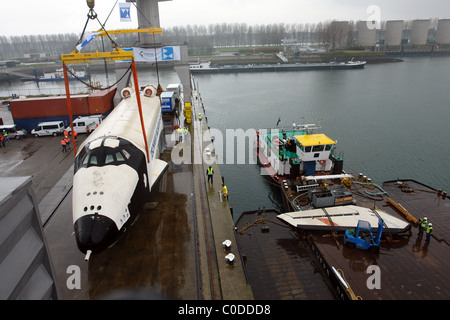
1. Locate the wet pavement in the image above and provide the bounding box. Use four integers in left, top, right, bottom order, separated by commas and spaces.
0, 117, 199, 299
43, 148, 199, 299
0, 134, 84, 204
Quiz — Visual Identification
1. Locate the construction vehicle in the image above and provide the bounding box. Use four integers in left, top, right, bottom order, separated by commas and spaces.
344, 218, 384, 251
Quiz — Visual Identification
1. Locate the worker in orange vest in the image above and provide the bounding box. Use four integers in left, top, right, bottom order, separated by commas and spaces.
65, 137, 71, 150
73, 130, 78, 142
61, 138, 67, 152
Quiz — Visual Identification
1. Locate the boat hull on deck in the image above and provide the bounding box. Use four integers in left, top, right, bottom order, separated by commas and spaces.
278, 204, 411, 233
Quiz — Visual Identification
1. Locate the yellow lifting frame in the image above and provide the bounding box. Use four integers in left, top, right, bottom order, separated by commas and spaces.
61, 48, 133, 64
61, 27, 163, 64
95, 26, 163, 37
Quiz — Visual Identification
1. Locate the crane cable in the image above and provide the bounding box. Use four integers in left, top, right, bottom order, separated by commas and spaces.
70, 1, 130, 91
65, 64, 132, 91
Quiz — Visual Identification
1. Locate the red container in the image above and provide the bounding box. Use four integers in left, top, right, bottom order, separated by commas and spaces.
10, 94, 90, 119
10, 86, 116, 120
88, 85, 117, 115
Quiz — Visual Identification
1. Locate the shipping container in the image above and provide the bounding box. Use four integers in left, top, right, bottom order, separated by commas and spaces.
88, 85, 117, 114
9, 87, 116, 133
10, 94, 90, 119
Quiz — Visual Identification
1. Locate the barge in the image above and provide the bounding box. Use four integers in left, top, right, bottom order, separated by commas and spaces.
190, 59, 366, 74
234, 123, 450, 299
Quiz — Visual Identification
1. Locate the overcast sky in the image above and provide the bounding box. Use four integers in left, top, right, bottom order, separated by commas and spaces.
1, 0, 449, 36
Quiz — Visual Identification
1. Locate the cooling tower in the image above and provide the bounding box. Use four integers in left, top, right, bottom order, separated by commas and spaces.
410, 19, 430, 45
357, 21, 376, 46
436, 19, 450, 44
385, 20, 403, 46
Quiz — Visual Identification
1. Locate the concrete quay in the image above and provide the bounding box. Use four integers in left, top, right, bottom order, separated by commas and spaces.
190, 83, 254, 300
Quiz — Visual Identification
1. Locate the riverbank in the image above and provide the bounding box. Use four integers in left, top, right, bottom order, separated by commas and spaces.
206, 50, 403, 66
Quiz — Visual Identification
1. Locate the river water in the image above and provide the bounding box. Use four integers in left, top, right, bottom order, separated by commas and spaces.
2, 57, 449, 220
196, 56, 450, 219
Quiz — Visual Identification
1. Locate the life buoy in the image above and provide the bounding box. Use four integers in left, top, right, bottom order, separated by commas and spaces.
319, 160, 326, 166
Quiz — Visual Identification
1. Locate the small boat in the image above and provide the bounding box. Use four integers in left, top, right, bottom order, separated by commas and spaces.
189, 61, 219, 73
277, 205, 411, 233
25, 67, 91, 82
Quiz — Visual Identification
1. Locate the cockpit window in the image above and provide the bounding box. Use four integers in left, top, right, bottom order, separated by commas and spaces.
74, 137, 145, 174
122, 149, 131, 159
105, 154, 114, 164
116, 152, 125, 162
89, 155, 98, 165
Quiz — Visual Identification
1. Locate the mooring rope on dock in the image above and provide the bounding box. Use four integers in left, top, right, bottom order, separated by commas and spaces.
238, 217, 290, 234
332, 267, 363, 300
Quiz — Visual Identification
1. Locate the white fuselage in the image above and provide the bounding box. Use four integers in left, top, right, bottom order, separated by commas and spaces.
72, 86, 168, 254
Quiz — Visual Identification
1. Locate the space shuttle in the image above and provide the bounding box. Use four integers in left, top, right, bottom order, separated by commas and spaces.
72, 85, 168, 257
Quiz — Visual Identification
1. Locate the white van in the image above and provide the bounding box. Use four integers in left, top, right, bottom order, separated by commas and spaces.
31, 121, 65, 137
66, 115, 103, 134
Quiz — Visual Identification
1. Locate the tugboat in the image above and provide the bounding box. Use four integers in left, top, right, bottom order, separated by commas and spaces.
256, 123, 346, 186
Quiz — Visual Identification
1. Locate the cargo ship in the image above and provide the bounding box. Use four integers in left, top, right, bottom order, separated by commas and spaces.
190, 59, 366, 74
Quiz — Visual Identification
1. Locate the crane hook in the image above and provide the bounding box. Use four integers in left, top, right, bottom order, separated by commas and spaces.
86, 0, 97, 19
86, 0, 95, 9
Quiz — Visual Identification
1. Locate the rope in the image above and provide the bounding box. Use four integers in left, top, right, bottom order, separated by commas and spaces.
335, 268, 363, 300
102, 0, 118, 27
238, 217, 290, 234
95, 15, 119, 49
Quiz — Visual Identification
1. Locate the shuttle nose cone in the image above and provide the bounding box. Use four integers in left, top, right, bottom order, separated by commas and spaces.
74, 214, 119, 254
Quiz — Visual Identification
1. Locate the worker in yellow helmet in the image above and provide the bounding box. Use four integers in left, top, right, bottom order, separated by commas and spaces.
426, 223, 433, 243
222, 184, 228, 200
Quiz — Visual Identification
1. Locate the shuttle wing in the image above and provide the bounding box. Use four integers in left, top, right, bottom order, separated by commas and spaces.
149, 158, 168, 190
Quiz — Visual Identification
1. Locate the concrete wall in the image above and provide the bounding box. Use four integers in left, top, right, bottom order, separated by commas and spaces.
410, 19, 430, 44
436, 19, 450, 44
357, 21, 376, 46
136, 0, 172, 46
0, 177, 60, 299
385, 20, 403, 46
